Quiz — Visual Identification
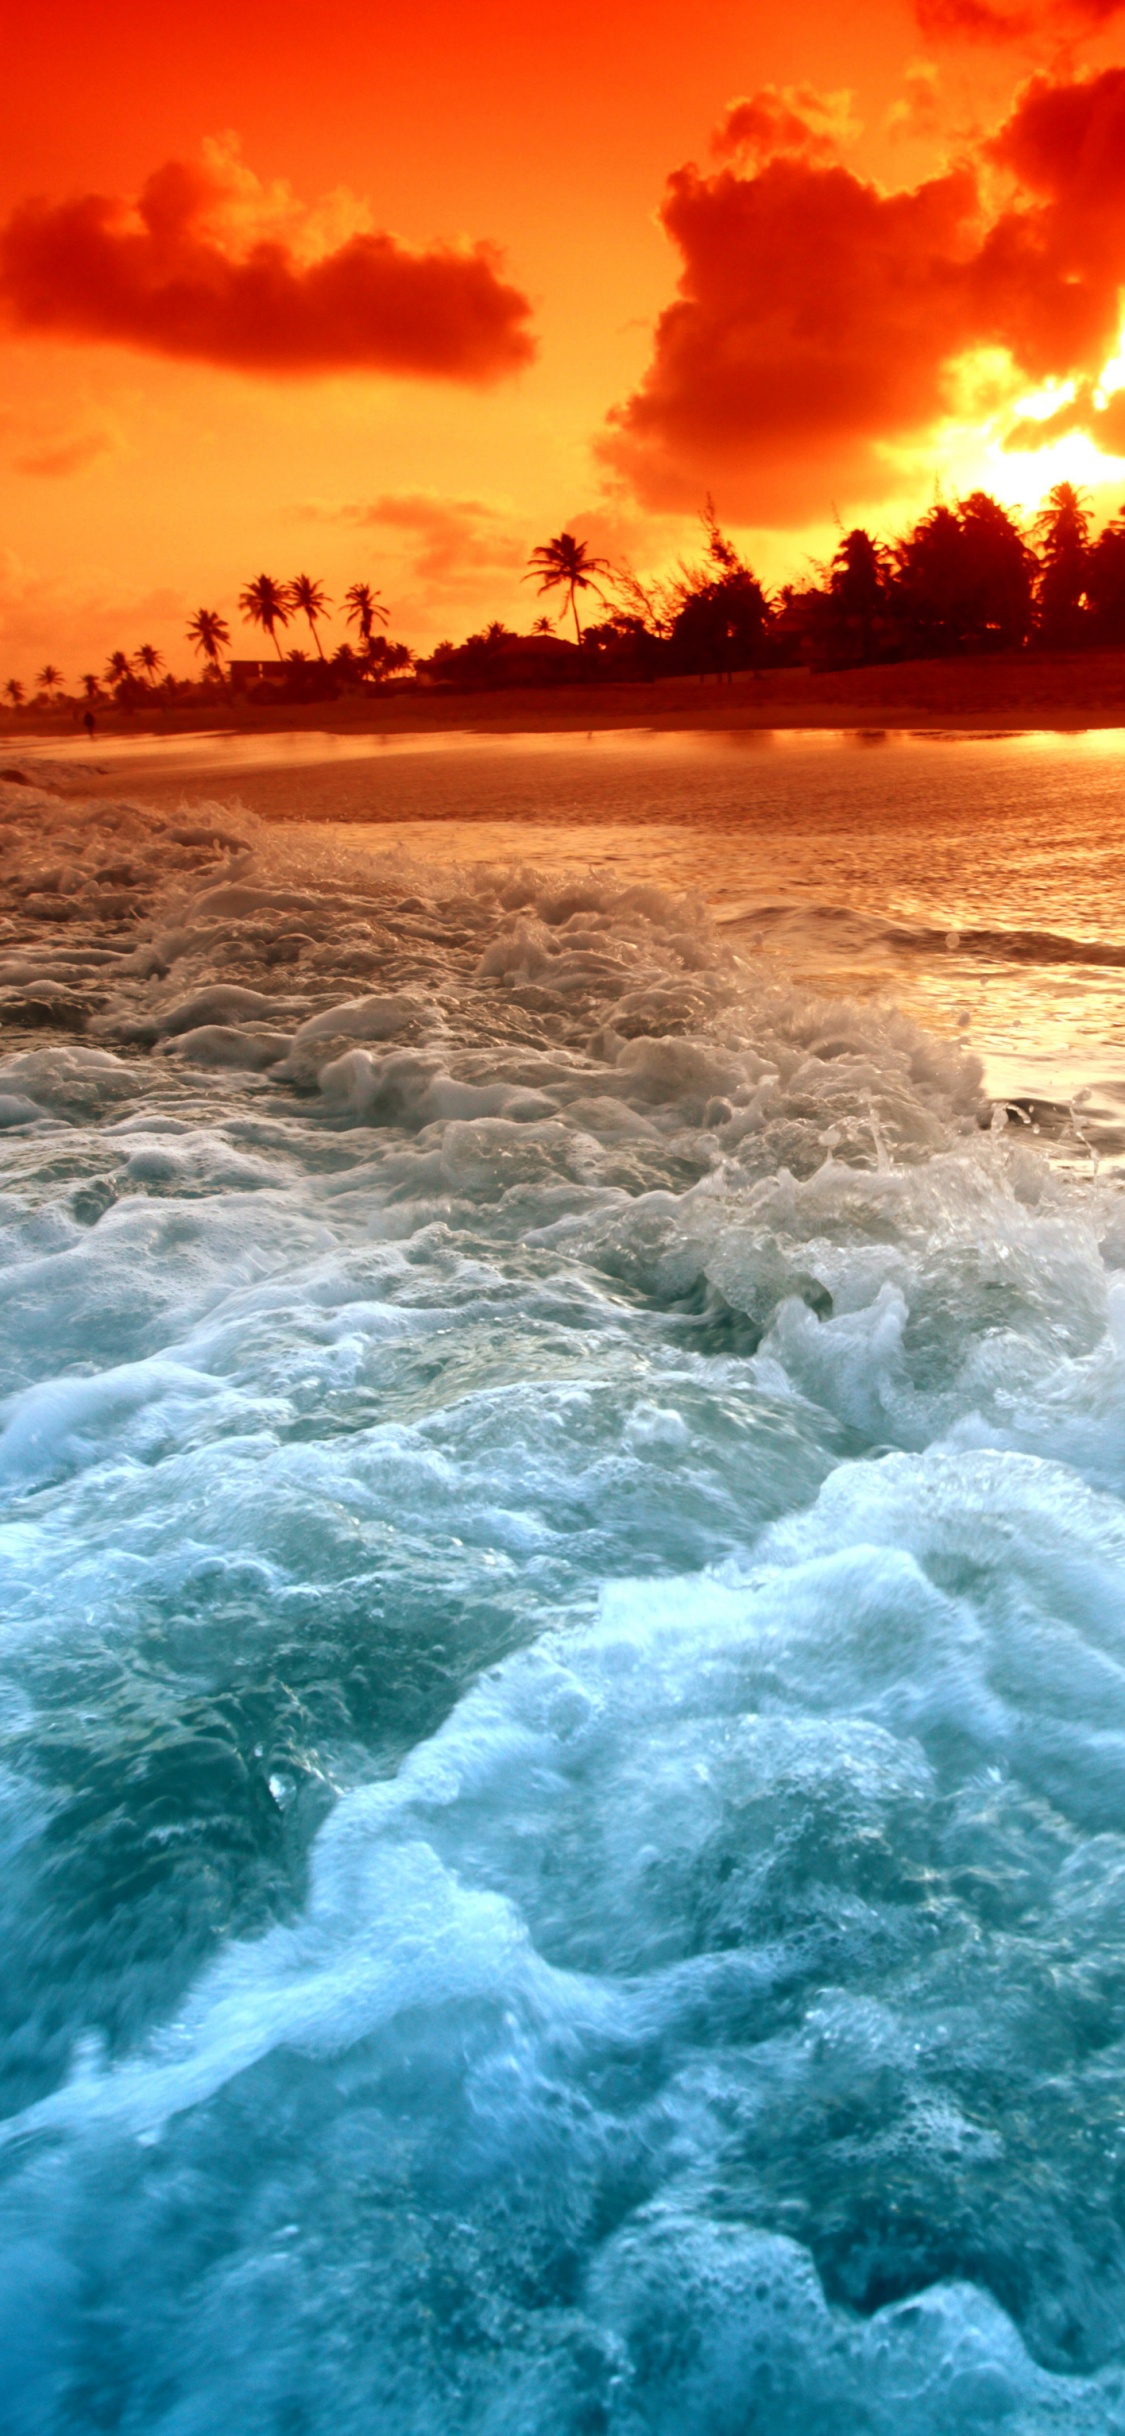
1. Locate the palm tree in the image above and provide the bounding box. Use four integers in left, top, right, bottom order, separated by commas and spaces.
5, 678, 25, 707
829, 528, 891, 662
136, 643, 165, 686
1087, 501, 1125, 643
239, 574, 292, 660
1033, 481, 1091, 647
105, 650, 133, 688
330, 642, 362, 690
524, 532, 613, 644
1034, 479, 1091, 558
36, 664, 63, 698
366, 637, 412, 682
344, 581, 389, 652
81, 673, 101, 701
290, 573, 331, 659
186, 608, 231, 678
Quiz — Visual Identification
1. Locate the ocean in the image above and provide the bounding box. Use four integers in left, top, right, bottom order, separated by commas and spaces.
3, 725, 1125, 2432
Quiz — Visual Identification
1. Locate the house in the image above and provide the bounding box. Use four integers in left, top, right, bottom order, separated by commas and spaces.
227, 659, 287, 692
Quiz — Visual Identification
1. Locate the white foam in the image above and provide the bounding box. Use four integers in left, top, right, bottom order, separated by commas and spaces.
0, 801, 1124, 2429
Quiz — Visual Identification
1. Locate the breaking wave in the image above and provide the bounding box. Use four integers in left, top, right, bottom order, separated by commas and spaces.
2, 768, 1125, 2431
728, 900, 1125, 970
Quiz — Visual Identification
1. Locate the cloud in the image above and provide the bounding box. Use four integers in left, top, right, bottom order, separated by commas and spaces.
914, 0, 1125, 42
986, 61, 1125, 201
12, 429, 113, 477
711, 86, 858, 166
601, 156, 986, 519
0, 147, 535, 383
885, 63, 943, 143
297, 492, 528, 618
336, 493, 527, 584
601, 68, 1125, 523
914, 0, 1033, 38
1001, 373, 1125, 460
0, 551, 193, 682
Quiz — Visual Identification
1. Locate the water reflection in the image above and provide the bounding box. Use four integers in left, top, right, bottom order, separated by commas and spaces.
11, 721, 1125, 1162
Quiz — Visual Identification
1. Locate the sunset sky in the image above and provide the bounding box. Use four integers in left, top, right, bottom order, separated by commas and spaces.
5, 0, 1125, 682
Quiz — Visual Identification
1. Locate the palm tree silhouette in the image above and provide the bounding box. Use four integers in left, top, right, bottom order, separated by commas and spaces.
344, 581, 389, 655
239, 574, 292, 660
81, 674, 101, 700
105, 650, 132, 689
524, 532, 613, 643
187, 609, 231, 678
4, 678, 25, 707
290, 574, 331, 659
1034, 481, 1091, 646
136, 644, 165, 686
1034, 480, 1091, 556
36, 664, 64, 697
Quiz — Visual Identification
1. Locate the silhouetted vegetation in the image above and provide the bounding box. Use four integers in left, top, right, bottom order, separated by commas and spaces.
343, 581, 389, 651
524, 531, 614, 643
186, 609, 231, 679
14, 486, 1125, 717
238, 574, 291, 660
290, 574, 331, 660
1034, 484, 1092, 650
1087, 505, 1125, 643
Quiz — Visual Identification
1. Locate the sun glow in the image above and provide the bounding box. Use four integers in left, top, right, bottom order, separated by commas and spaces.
1010, 377, 1078, 425
1094, 338, 1125, 408
920, 334, 1125, 524
986, 424, 1125, 510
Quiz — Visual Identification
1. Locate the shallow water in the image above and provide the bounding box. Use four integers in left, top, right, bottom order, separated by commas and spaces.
3, 741, 1125, 2430
20, 722, 1125, 1156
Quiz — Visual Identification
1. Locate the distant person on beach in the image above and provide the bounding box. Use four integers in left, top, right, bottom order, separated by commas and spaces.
82, 709, 95, 740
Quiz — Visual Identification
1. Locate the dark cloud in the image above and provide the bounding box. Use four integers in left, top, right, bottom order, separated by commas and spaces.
983, 66, 1125, 455
0, 157, 535, 383
987, 63, 1125, 207
602, 69, 1125, 523
915, 0, 1033, 40
711, 87, 855, 166
914, 0, 1125, 43
602, 157, 985, 518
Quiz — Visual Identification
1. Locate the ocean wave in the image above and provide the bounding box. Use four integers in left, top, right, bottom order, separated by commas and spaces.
1, 777, 1125, 2430
727, 898, 1125, 971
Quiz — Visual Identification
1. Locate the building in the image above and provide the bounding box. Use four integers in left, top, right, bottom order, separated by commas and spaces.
227, 659, 287, 691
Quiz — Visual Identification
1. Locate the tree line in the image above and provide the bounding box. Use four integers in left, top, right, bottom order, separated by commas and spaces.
7, 484, 1125, 711
432, 487, 1125, 688
1, 573, 413, 712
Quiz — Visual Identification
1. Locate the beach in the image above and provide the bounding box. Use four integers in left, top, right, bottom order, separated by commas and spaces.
8, 716, 1125, 1152
11, 646, 1125, 752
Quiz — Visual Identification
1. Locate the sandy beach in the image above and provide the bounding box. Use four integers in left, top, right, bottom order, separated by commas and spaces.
9, 647, 1125, 755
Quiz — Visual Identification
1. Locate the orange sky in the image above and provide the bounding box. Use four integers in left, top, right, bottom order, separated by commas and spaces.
4, 0, 1125, 683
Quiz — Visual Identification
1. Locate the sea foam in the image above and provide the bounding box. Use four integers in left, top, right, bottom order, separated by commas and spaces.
0, 772, 1124, 2430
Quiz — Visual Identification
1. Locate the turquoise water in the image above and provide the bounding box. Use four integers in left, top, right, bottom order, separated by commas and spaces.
3, 743, 1125, 2430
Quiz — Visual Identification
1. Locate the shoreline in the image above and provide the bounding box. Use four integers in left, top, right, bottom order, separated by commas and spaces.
8, 647, 1125, 746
